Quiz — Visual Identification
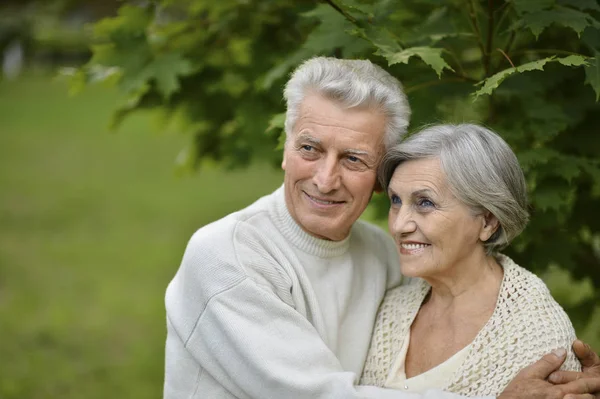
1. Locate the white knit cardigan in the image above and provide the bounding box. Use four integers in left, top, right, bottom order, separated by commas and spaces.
360, 254, 581, 397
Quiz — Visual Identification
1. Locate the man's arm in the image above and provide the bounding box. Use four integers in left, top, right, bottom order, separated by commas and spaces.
168, 273, 484, 399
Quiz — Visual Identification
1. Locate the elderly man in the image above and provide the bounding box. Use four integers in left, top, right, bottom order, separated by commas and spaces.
163, 57, 600, 399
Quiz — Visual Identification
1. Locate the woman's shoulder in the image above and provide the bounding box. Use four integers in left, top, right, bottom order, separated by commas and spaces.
480, 254, 580, 368
383, 278, 430, 306
496, 254, 573, 324
497, 254, 562, 309
447, 254, 580, 395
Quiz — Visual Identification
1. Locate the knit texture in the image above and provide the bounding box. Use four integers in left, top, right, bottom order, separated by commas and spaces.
361, 254, 581, 396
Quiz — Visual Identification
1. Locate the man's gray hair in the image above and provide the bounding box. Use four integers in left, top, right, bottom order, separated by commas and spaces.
379, 123, 529, 253
283, 57, 411, 150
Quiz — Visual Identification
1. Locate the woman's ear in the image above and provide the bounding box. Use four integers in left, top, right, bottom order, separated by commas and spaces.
480, 211, 500, 242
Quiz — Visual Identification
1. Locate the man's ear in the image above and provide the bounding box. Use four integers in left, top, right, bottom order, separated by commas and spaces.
480, 211, 500, 242
373, 179, 383, 194
281, 146, 287, 170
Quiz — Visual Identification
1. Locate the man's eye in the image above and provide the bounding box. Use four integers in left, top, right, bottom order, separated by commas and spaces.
390, 194, 402, 205
347, 155, 360, 163
301, 145, 314, 151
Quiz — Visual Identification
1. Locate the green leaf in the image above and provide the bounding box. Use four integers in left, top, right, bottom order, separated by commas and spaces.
92, 4, 152, 39
513, 0, 555, 15
549, 155, 583, 183
557, 54, 590, 66
522, 6, 600, 38
377, 46, 454, 78
473, 55, 588, 99
300, 5, 372, 57
352, 25, 402, 54
532, 182, 575, 212
558, 0, 600, 12
143, 53, 194, 100
585, 53, 600, 101
518, 148, 560, 171
266, 112, 285, 134
260, 49, 311, 90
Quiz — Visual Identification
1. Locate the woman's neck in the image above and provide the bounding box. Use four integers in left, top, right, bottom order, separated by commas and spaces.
423, 252, 504, 312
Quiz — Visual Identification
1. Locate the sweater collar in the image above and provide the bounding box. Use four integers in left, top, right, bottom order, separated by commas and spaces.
269, 185, 351, 258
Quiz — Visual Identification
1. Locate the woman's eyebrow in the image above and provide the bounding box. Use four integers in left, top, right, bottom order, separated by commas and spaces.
412, 188, 437, 198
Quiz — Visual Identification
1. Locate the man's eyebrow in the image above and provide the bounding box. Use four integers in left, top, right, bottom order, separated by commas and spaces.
343, 149, 377, 164
295, 132, 321, 145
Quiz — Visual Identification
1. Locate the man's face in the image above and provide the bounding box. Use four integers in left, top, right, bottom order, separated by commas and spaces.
282, 93, 387, 241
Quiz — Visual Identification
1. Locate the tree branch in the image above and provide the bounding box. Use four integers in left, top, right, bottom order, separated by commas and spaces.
512, 49, 584, 57
466, 0, 487, 74
496, 48, 515, 68
322, 0, 357, 24
405, 77, 471, 94
484, 0, 494, 75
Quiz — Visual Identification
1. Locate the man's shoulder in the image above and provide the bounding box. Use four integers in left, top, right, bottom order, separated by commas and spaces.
189, 190, 275, 247
351, 219, 402, 287
352, 219, 392, 242
351, 220, 396, 258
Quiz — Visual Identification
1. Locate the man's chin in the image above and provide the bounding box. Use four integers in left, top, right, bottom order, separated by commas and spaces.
302, 219, 350, 241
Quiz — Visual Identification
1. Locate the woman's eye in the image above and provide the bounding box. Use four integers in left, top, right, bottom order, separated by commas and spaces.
390, 194, 402, 205
418, 198, 435, 208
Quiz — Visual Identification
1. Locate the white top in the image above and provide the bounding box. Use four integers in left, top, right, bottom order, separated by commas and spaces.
386, 331, 471, 393
361, 254, 581, 397
164, 186, 491, 399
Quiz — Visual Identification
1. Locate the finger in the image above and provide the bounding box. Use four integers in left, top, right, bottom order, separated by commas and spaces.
518, 349, 567, 379
564, 394, 595, 399
561, 377, 600, 396
550, 370, 584, 384
573, 340, 600, 370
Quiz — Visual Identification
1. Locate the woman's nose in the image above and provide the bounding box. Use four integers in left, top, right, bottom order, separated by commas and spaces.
389, 207, 417, 235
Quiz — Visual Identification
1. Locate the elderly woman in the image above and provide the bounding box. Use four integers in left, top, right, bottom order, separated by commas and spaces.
360, 124, 581, 396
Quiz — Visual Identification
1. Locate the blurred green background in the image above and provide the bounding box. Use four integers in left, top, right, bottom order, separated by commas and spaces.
0, 74, 283, 398
0, 0, 598, 398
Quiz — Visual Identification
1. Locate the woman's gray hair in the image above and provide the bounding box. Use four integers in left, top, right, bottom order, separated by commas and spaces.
283, 57, 411, 150
379, 124, 529, 254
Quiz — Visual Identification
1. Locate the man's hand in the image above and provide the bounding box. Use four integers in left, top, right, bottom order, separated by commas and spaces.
499, 348, 600, 399
548, 340, 600, 383
545, 340, 600, 399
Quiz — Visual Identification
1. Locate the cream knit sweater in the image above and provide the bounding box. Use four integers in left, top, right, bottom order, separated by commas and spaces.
361, 254, 581, 396
164, 187, 489, 399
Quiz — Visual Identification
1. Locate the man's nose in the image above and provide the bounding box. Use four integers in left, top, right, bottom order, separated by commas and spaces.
313, 156, 341, 193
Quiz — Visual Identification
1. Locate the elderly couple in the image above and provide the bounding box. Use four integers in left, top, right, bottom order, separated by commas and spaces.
163, 57, 600, 399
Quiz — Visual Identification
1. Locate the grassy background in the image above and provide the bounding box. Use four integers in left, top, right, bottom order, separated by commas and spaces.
0, 75, 283, 398
0, 75, 597, 399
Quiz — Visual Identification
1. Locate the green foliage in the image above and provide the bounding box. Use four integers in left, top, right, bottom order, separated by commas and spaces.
74, 0, 600, 343
473, 55, 589, 99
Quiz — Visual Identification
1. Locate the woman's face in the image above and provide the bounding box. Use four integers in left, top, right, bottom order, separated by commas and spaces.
387, 157, 491, 279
